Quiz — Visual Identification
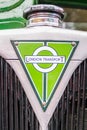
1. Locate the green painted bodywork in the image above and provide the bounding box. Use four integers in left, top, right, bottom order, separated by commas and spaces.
0, 0, 35, 29
37, 0, 87, 9
0, 17, 26, 29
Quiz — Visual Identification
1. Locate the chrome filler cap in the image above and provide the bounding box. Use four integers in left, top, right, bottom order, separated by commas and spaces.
23, 4, 64, 27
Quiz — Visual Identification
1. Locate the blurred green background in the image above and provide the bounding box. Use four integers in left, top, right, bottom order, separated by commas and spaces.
0, 0, 87, 31
0, 0, 36, 29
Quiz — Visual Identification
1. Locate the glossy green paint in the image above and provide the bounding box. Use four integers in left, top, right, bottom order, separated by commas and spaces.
0, 0, 35, 29
0, 18, 26, 29
37, 0, 87, 8
12, 40, 78, 110
18, 42, 43, 99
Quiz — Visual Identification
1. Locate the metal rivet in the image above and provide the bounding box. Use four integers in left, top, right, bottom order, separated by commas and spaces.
42, 102, 46, 106
71, 42, 76, 46
15, 42, 19, 46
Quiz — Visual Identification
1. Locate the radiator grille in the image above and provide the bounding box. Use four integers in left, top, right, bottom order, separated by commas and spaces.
1, 57, 87, 130
48, 59, 87, 130
0, 57, 39, 130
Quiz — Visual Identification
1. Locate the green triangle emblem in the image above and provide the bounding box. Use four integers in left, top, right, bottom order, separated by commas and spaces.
12, 40, 78, 111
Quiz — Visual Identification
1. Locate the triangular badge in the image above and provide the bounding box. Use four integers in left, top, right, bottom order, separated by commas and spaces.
12, 40, 78, 111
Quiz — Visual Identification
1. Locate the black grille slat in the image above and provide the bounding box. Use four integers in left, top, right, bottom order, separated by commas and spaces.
61, 94, 65, 130
8, 67, 14, 130
71, 72, 76, 130
77, 66, 81, 130
19, 84, 24, 130
48, 59, 87, 130
0, 58, 4, 130
3, 62, 8, 130
25, 96, 28, 130
0, 57, 39, 130
66, 84, 69, 130
81, 64, 85, 130
82, 60, 86, 130
14, 74, 19, 130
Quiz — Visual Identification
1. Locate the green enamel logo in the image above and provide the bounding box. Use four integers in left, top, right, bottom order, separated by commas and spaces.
12, 41, 78, 111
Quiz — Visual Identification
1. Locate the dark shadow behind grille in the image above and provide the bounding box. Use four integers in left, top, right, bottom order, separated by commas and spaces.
48, 59, 87, 130
0, 57, 39, 130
